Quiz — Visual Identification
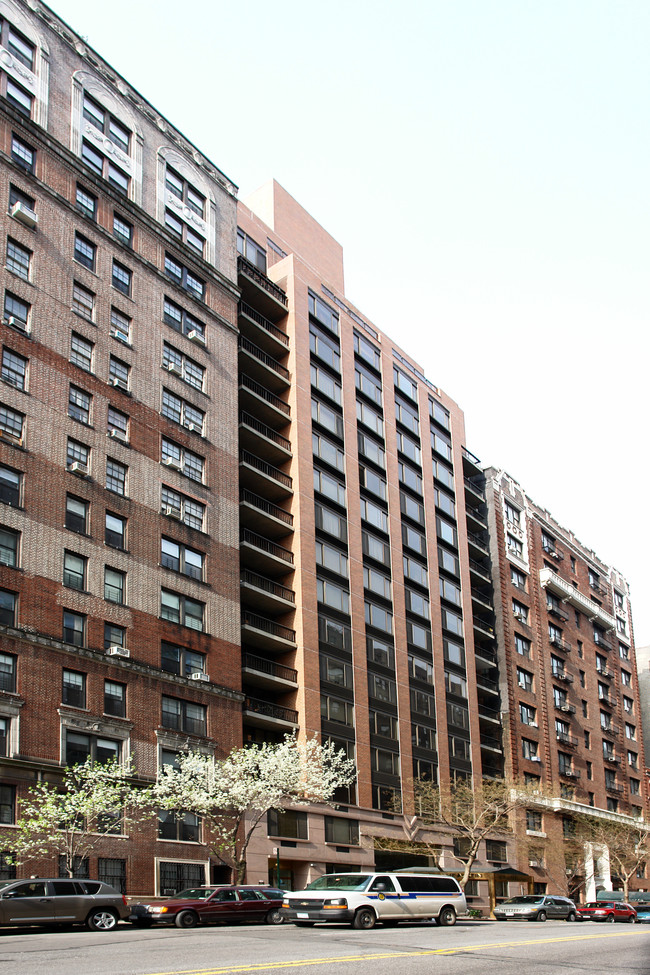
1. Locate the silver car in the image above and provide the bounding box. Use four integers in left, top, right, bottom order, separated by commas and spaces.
494, 895, 577, 922
0, 878, 129, 930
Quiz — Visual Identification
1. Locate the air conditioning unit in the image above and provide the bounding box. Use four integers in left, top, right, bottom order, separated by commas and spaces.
560, 705, 572, 712
107, 645, 130, 658
162, 457, 183, 471
187, 329, 206, 347
186, 423, 201, 433
108, 428, 127, 442
166, 362, 182, 376
514, 614, 527, 623
162, 504, 182, 520
69, 461, 89, 476
4, 316, 18, 329
111, 377, 128, 390
11, 201, 38, 229
110, 329, 129, 344
529, 859, 541, 867
190, 672, 209, 682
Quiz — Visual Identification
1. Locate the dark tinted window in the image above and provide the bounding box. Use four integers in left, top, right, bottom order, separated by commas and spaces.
51, 881, 82, 895
238, 890, 259, 901
396, 876, 460, 894
80, 881, 102, 894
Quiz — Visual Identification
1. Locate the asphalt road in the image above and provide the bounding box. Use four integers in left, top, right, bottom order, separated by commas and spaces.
0, 919, 648, 975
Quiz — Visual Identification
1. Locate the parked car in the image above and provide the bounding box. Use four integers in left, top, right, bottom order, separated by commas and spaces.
630, 903, 650, 923
129, 885, 285, 928
0, 878, 129, 930
281, 872, 466, 929
577, 901, 637, 923
493, 895, 577, 922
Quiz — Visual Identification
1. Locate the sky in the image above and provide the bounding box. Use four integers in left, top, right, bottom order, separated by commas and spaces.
52, 0, 649, 646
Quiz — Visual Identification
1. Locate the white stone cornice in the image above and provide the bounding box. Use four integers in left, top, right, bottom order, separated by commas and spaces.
539, 568, 616, 630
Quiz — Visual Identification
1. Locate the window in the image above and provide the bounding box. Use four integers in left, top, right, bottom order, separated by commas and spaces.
441, 607, 463, 636
517, 668, 533, 693
267, 808, 308, 840
311, 324, 341, 371
106, 458, 127, 496
3, 291, 29, 331
353, 330, 380, 369
161, 696, 206, 735
439, 577, 461, 606
395, 398, 420, 435
108, 357, 130, 394
365, 601, 393, 633
161, 439, 205, 483
356, 400, 383, 437
68, 385, 91, 425
1, 349, 27, 392
406, 588, 430, 618
513, 600, 529, 624
443, 639, 465, 667
403, 555, 428, 587
0, 466, 20, 509
515, 633, 531, 657
112, 261, 132, 296
0, 404, 23, 445
61, 669, 86, 708
320, 615, 352, 651
72, 281, 95, 321
11, 133, 35, 173
396, 431, 420, 464
163, 297, 205, 341
522, 738, 539, 761
410, 688, 435, 717
83, 92, 130, 151
63, 610, 85, 646
0, 785, 15, 825
511, 566, 527, 590
161, 538, 204, 581
324, 816, 358, 846
76, 184, 97, 220
486, 840, 507, 862
316, 541, 349, 577
507, 534, 523, 558
436, 516, 457, 547
161, 486, 205, 531
520, 703, 536, 726
101, 679, 126, 718
431, 429, 452, 461
5, 238, 30, 282
445, 671, 467, 697
314, 468, 346, 506
104, 622, 126, 651
619, 643, 629, 660
407, 621, 431, 650
63, 551, 86, 591
104, 567, 125, 605
360, 497, 387, 533
9, 184, 35, 217
625, 723, 636, 740
163, 343, 205, 392
366, 634, 393, 667
308, 291, 338, 334
67, 438, 89, 470
164, 254, 204, 301
621, 670, 632, 687
161, 642, 206, 678
364, 565, 391, 599
65, 731, 119, 765
70, 333, 94, 372
161, 589, 204, 631
74, 233, 96, 271
104, 512, 126, 549
110, 307, 131, 344
355, 362, 382, 404
400, 491, 424, 524
113, 213, 133, 247
315, 503, 347, 542
162, 389, 204, 434
107, 406, 129, 441
65, 495, 88, 534
370, 709, 398, 738
504, 501, 520, 525
369, 673, 397, 704
0, 652, 16, 692
317, 577, 349, 613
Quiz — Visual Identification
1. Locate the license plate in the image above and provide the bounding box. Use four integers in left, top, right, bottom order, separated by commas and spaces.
296, 913, 309, 919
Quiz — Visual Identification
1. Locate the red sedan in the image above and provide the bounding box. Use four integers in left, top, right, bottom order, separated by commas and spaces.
577, 901, 637, 923
129, 885, 285, 928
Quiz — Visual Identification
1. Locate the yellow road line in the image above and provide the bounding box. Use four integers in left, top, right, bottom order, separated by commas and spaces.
141, 929, 650, 975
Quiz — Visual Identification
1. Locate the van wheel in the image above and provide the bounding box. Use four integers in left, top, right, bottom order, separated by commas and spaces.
353, 908, 376, 930
438, 907, 456, 927
536, 911, 547, 922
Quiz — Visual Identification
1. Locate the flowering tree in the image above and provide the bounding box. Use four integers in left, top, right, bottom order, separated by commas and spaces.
580, 816, 650, 901
154, 733, 356, 882
10, 759, 149, 877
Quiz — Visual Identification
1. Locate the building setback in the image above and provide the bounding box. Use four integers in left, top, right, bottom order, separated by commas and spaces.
486, 469, 648, 898
0, 0, 242, 895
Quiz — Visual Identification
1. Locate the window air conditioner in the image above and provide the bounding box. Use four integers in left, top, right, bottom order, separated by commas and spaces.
166, 362, 182, 376
162, 504, 182, 520
190, 672, 209, 682
162, 457, 183, 471
187, 329, 205, 347
107, 645, 130, 658
111, 377, 128, 390
11, 202, 38, 229
69, 461, 89, 476
108, 429, 126, 442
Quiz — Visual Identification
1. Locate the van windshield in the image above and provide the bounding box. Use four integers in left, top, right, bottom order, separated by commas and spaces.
306, 874, 372, 891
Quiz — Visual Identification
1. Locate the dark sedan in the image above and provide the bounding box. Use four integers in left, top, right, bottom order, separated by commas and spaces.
130, 885, 285, 928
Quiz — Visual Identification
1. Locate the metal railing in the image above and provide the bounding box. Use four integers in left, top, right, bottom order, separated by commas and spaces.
239, 301, 289, 345
239, 411, 291, 452
240, 450, 293, 488
243, 653, 297, 684
240, 529, 294, 564
240, 488, 293, 525
242, 611, 296, 643
239, 335, 290, 380
243, 696, 298, 724
240, 374, 291, 415
241, 569, 295, 603
237, 256, 288, 306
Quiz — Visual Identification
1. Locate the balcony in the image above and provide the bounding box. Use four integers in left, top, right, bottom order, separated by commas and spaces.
239, 335, 290, 392
590, 578, 610, 599
477, 672, 499, 694
554, 702, 576, 715
239, 411, 291, 464
469, 558, 492, 583
242, 653, 298, 691
471, 589, 494, 613
540, 568, 616, 630
556, 732, 579, 748
547, 602, 569, 623
239, 374, 291, 426
467, 530, 490, 557
240, 450, 293, 501
549, 634, 572, 654
552, 670, 573, 684
542, 543, 564, 562
466, 506, 488, 530
474, 644, 498, 667
594, 634, 614, 652
237, 255, 288, 320
598, 693, 617, 710
240, 569, 295, 613
239, 300, 289, 355
601, 723, 619, 740
464, 476, 485, 503
478, 703, 501, 723
241, 611, 297, 652
605, 781, 624, 795
240, 528, 294, 575
240, 488, 293, 538
473, 615, 496, 638
462, 447, 482, 474
596, 668, 614, 682
558, 767, 580, 780
480, 734, 504, 753
243, 696, 298, 731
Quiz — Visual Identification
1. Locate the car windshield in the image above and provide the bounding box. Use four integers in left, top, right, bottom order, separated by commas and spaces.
173, 888, 217, 900
502, 896, 544, 905
584, 902, 611, 908
306, 874, 372, 891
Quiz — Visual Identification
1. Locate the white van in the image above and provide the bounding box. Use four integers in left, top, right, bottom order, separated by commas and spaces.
281, 872, 466, 929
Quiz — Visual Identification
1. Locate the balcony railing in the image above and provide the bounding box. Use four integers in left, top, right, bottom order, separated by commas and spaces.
469, 558, 491, 580
554, 702, 576, 715
240, 488, 293, 526
240, 529, 294, 564
237, 256, 288, 306
474, 645, 497, 664
464, 476, 485, 501
549, 635, 572, 654
590, 579, 610, 599
596, 668, 614, 681
552, 670, 574, 683
240, 451, 293, 489
540, 568, 616, 630
462, 447, 481, 468
480, 734, 503, 751
556, 732, 579, 748
605, 781, 624, 795
598, 693, 617, 709
243, 696, 298, 724
594, 634, 613, 652
547, 602, 569, 622
467, 530, 489, 552
542, 543, 564, 562
239, 301, 289, 346
242, 612, 296, 644
239, 335, 290, 380
601, 723, 619, 739
239, 411, 291, 452
242, 653, 298, 684
477, 673, 499, 693
473, 615, 496, 636
558, 767, 580, 779
241, 569, 295, 604
240, 374, 290, 415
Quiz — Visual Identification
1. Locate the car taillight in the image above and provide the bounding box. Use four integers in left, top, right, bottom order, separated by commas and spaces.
122, 895, 128, 906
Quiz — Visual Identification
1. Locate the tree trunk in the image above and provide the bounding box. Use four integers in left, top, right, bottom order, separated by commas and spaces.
235, 859, 247, 884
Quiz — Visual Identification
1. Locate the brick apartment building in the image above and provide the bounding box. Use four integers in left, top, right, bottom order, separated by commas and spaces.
0, 0, 243, 895
236, 183, 510, 898
486, 469, 648, 898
